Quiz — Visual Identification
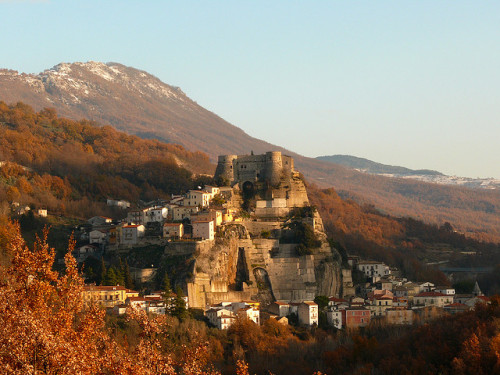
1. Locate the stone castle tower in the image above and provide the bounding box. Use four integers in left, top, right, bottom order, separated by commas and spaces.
214, 151, 294, 187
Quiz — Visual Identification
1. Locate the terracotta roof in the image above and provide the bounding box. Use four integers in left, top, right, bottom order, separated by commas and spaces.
84, 285, 126, 291
301, 301, 318, 306
164, 222, 182, 226
123, 224, 142, 228
127, 297, 146, 302
445, 303, 468, 308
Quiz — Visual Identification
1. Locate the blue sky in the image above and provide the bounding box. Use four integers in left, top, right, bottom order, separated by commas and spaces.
1, 1, 499, 178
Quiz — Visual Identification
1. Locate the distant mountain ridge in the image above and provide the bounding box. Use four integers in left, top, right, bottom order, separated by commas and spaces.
1, 61, 500, 242
317, 155, 443, 176
318, 155, 500, 190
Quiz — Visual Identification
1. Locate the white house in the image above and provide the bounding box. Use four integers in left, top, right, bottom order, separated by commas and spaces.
434, 286, 455, 296
419, 282, 435, 293
357, 261, 391, 279
269, 301, 290, 317
192, 220, 215, 240
183, 190, 212, 208
37, 208, 48, 217
145, 207, 168, 223
237, 306, 260, 325
121, 224, 146, 245
298, 301, 318, 326
206, 308, 236, 330
203, 185, 220, 196
326, 308, 343, 329
413, 291, 453, 308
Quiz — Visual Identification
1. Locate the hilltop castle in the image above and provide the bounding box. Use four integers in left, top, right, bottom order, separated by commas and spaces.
215, 151, 294, 187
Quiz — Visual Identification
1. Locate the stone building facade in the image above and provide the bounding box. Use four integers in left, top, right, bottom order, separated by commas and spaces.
215, 151, 294, 187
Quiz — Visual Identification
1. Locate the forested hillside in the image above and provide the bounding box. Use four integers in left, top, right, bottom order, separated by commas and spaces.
0, 102, 214, 218
3, 63, 500, 244
308, 185, 500, 287
1, 221, 500, 374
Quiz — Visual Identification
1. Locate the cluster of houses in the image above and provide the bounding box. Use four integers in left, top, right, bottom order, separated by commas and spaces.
79, 255, 490, 331
79, 186, 237, 254
321, 256, 492, 329
82, 284, 188, 316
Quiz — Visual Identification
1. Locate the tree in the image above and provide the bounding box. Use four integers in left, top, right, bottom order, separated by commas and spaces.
314, 296, 329, 310
171, 286, 188, 320
99, 257, 106, 285
102, 266, 118, 286
0, 220, 223, 374
163, 272, 173, 313
124, 261, 135, 289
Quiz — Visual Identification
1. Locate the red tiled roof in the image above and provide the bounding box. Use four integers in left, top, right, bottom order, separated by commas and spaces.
84, 285, 126, 291
127, 297, 146, 302
445, 303, 468, 308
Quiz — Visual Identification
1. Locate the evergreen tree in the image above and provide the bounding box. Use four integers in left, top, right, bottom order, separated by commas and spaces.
163, 273, 173, 313
124, 262, 135, 289
171, 286, 188, 320
99, 257, 106, 285
102, 267, 118, 286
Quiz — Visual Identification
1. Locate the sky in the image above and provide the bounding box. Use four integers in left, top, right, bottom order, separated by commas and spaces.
1, 1, 499, 179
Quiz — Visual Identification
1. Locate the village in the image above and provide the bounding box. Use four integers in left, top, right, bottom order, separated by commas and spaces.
69, 152, 491, 331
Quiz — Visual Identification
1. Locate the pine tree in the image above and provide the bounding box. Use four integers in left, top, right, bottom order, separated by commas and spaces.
124, 262, 134, 289
99, 257, 106, 285
163, 272, 173, 313
102, 267, 118, 286
172, 286, 188, 320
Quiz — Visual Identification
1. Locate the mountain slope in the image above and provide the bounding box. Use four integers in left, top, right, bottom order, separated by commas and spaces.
317, 154, 443, 176
0, 62, 278, 159
318, 154, 500, 190
1, 62, 500, 242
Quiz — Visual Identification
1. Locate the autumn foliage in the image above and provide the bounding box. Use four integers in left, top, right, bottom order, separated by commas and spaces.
0, 222, 222, 374
0, 102, 214, 218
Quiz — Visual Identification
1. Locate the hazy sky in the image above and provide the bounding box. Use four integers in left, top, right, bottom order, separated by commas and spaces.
1, 1, 499, 178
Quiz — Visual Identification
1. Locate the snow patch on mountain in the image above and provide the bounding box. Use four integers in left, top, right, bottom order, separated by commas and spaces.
368, 171, 500, 190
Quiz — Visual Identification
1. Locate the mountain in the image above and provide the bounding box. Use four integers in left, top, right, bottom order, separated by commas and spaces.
0, 62, 278, 159
318, 155, 500, 190
1, 62, 500, 242
317, 155, 443, 176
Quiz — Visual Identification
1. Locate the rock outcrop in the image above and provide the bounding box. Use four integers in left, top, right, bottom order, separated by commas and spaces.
187, 152, 343, 308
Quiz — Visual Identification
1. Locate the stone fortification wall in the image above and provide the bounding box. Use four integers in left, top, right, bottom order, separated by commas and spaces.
214, 154, 237, 183
214, 151, 294, 187
243, 221, 282, 236
163, 240, 214, 257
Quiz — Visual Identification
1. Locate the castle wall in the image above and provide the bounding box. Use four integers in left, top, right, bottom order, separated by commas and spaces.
214, 154, 237, 183
214, 151, 294, 187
